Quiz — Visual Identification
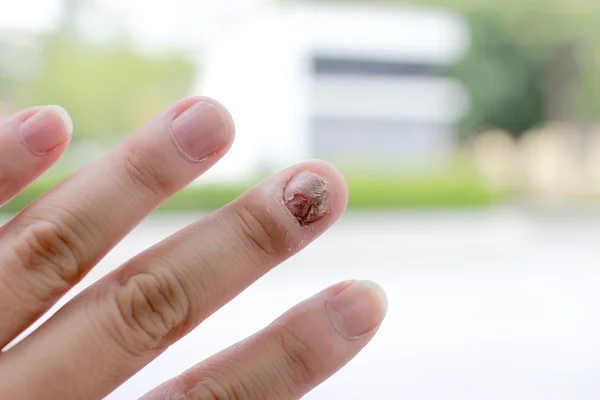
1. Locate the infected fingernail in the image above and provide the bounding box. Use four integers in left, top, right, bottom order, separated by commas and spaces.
18, 105, 73, 156
326, 281, 388, 340
284, 171, 332, 225
170, 101, 230, 161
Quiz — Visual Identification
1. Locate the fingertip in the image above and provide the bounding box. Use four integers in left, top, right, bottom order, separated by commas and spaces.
362, 280, 389, 319
326, 280, 388, 340
171, 96, 236, 148
0, 105, 71, 206
18, 105, 72, 156
198, 97, 236, 145
45, 105, 74, 137
4, 106, 44, 125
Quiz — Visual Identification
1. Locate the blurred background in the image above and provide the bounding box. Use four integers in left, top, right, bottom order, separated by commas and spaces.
2, 0, 600, 399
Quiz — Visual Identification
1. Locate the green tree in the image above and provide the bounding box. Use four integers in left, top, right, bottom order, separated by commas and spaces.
299, 0, 600, 135
408, 0, 600, 135
453, 12, 546, 137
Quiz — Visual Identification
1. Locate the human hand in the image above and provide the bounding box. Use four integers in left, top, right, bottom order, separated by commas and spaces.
0, 98, 387, 399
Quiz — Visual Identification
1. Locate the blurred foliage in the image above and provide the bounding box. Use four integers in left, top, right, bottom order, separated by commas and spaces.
4, 34, 195, 142
314, 0, 600, 136
346, 176, 502, 208
452, 13, 546, 138
3, 171, 503, 214
424, 0, 600, 136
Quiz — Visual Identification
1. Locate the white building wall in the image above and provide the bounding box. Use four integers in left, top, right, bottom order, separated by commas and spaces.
195, 3, 470, 184
198, 8, 311, 184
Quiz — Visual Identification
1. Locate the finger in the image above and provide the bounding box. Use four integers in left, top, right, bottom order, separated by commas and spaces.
142, 281, 388, 400
0, 97, 234, 348
0, 161, 347, 399
0, 106, 72, 206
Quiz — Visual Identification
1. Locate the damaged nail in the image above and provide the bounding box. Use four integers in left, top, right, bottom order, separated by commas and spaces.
284, 171, 332, 225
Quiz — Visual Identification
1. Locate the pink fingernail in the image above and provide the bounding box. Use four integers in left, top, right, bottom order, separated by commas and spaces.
284, 171, 332, 225
170, 101, 230, 161
18, 105, 73, 156
327, 281, 388, 340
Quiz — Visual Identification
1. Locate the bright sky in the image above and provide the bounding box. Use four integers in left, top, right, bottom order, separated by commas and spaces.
1, 0, 271, 49
0, 0, 61, 31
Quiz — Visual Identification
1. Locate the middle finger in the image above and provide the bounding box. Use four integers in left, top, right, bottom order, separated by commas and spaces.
0, 161, 347, 399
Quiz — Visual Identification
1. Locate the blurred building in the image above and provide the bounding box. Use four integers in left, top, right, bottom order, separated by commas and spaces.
196, 2, 470, 184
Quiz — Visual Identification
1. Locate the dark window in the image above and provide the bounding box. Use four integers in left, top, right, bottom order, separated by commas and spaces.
313, 57, 446, 78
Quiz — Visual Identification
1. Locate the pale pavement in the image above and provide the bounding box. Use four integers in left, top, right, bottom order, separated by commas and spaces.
3, 209, 600, 399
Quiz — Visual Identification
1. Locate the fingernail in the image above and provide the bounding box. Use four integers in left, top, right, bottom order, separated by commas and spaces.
284, 171, 332, 225
327, 281, 388, 340
19, 105, 73, 156
170, 101, 229, 161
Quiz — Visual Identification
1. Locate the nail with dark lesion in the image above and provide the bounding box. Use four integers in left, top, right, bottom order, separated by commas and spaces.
284, 171, 332, 225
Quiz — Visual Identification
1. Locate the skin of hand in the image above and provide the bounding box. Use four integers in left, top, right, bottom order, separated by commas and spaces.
0, 98, 388, 399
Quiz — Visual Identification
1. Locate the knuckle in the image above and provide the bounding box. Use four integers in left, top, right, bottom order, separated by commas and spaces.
234, 205, 289, 261
111, 268, 191, 354
270, 323, 318, 388
120, 149, 174, 196
184, 377, 245, 400
15, 218, 84, 293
